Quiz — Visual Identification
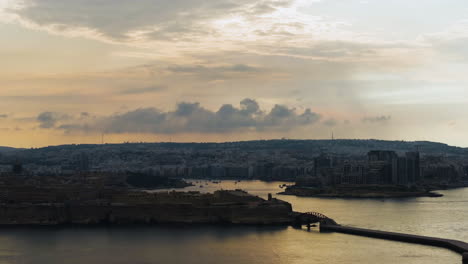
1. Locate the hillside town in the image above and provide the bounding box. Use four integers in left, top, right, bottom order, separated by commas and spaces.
0, 140, 467, 192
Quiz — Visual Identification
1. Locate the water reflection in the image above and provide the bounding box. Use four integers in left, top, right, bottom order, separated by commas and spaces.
0, 225, 459, 264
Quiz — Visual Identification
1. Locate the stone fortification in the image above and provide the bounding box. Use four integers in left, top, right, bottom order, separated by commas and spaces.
0, 189, 293, 225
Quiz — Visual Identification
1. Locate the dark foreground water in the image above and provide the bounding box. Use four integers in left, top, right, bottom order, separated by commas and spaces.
1, 180, 467, 264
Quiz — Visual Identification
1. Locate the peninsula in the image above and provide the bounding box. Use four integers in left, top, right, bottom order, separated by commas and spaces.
0, 167, 295, 225
0, 185, 294, 225
277, 149, 468, 199
279, 185, 443, 198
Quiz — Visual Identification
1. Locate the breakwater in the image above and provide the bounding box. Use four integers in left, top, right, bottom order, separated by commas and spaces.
321, 223, 468, 263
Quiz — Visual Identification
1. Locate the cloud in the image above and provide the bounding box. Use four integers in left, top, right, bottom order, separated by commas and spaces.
56, 98, 321, 134
1, 0, 427, 70
37, 111, 70, 128
0, 94, 95, 103
0, 114, 8, 118
120, 86, 165, 95
271, 41, 379, 59
5, 0, 293, 42
323, 118, 337, 127
167, 64, 260, 74
421, 20, 468, 62
3, 0, 394, 62
164, 64, 265, 80
362, 115, 391, 124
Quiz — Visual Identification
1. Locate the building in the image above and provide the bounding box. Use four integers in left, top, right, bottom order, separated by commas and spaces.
367, 150, 420, 185
341, 162, 366, 185
397, 157, 408, 185
405, 152, 421, 183
314, 153, 333, 177
368, 151, 398, 184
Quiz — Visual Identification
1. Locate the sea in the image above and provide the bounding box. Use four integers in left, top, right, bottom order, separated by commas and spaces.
1, 180, 467, 264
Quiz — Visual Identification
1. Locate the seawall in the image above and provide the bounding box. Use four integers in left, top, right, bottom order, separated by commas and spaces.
0, 201, 293, 225
321, 224, 468, 255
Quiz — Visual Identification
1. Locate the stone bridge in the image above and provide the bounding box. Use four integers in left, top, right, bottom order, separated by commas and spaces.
292, 211, 338, 230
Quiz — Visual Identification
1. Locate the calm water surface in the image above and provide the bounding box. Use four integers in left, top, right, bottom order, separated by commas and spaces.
1, 180, 466, 264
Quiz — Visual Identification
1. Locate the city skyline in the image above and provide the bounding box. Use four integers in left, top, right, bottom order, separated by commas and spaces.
1, 0, 468, 148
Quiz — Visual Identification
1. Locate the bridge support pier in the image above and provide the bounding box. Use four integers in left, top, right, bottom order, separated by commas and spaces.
463, 252, 468, 264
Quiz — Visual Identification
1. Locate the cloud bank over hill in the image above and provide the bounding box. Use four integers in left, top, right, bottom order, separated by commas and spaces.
39, 98, 321, 134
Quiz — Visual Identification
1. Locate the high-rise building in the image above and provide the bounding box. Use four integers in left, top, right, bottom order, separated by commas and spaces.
397, 157, 408, 185
367, 150, 420, 185
314, 153, 333, 177
368, 151, 398, 184
341, 163, 366, 185
405, 152, 421, 183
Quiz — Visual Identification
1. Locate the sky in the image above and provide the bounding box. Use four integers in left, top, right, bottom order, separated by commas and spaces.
0, 0, 467, 148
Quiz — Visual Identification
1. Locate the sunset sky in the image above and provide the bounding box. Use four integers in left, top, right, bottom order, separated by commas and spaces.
1, 0, 467, 148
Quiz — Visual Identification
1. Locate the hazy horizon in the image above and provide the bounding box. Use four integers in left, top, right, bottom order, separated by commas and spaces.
1, 0, 468, 148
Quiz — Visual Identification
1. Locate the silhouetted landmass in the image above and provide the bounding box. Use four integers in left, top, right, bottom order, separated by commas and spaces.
3, 139, 468, 157
126, 172, 192, 189
0, 139, 466, 187
0, 189, 294, 225
0, 146, 20, 154
280, 185, 444, 198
